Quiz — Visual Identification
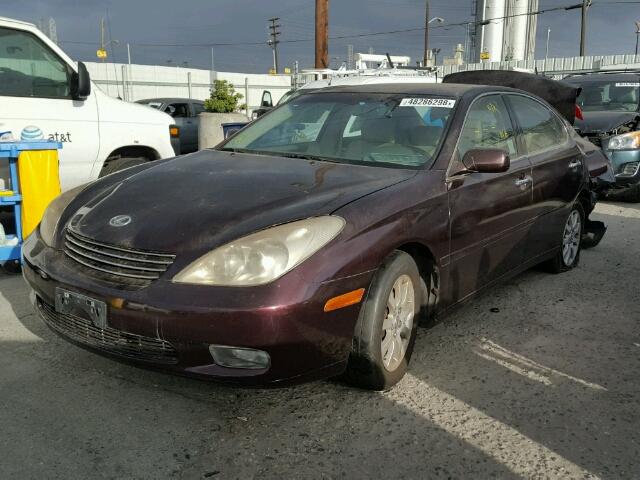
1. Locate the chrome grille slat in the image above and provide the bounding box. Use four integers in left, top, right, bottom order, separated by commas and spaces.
65, 235, 174, 265
65, 242, 167, 273
64, 229, 176, 287
37, 298, 178, 364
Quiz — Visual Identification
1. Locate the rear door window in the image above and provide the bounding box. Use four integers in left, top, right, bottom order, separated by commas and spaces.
507, 95, 568, 156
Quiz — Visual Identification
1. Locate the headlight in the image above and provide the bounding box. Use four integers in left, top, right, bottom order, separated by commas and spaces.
173, 216, 345, 286
40, 184, 87, 246
607, 131, 640, 151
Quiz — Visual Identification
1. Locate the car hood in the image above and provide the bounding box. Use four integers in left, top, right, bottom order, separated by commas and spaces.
67, 150, 415, 255
575, 111, 639, 135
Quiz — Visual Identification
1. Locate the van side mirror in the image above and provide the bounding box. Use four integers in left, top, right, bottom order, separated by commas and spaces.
461, 149, 510, 173
71, 62, 91, 100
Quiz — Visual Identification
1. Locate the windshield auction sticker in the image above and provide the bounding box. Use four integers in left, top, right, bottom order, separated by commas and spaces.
615, 82, 640, 87
399, 98, 456, 108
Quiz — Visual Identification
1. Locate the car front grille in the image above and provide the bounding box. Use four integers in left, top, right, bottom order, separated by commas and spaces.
64, 229, 175, 288
37, 297, 179, 364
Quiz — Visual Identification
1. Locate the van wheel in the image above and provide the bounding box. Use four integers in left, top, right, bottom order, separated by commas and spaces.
99, 157, 147, 177
544, 203, 584, 273
344, 251, 421, 391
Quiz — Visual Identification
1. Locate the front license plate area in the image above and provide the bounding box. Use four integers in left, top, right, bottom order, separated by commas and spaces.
55, 288, 108, 329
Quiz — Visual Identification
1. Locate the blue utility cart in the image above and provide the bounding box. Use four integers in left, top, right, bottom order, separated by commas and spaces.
0, 141, 62, 266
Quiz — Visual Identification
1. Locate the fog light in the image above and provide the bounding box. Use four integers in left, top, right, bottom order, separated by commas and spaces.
208, 345, 270, 369
620, 162, 639, 176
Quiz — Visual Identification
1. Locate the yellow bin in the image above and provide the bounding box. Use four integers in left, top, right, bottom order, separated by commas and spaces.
18, 149, 61, 239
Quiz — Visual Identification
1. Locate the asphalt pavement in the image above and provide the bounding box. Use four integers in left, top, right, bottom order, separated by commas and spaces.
0, 201, 638, 479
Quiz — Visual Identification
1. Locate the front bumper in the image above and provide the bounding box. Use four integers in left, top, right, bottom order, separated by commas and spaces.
603, 146, 640, 189
22, 232, 373, 386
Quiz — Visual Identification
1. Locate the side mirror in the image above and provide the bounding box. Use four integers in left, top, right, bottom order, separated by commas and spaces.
71, 61, 91, 100
461, 148, 510, 173
261, 90, 273, 108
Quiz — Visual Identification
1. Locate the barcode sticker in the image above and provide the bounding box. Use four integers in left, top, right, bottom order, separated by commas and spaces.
615, 82, 640, 87
399, 98, 456, 108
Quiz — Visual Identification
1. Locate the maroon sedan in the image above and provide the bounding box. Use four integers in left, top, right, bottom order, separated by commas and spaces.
24, 83, 597, 389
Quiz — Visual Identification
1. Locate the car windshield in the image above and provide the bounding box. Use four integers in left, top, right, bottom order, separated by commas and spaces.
574, 80, 640, 112
221, 92, 455, 168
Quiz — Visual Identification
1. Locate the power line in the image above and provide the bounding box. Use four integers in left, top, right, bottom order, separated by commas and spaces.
59, 1, 625, 50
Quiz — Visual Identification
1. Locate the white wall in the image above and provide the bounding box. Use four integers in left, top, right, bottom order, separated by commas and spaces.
84, 62, 293, 114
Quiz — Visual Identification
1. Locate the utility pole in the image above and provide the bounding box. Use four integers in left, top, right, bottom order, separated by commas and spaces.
268, 17, 281, 73
580, 0, 590, 56
100, 17, 105, 63
315, 0, 329, 69
423, 0, 430, 66
635, 21, 640, 56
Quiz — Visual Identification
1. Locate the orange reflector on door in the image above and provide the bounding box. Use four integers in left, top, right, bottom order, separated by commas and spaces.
169, 126, 180, 137
323, 288, 365, 312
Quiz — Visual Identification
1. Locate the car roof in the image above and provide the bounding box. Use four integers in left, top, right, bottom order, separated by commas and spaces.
564, 72, 640, 83
310, 82, 511, 97
136, 98, 204, 104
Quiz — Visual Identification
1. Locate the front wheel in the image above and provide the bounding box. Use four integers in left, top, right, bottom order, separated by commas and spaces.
544, 203, 584, 273
344, 251, 422, 390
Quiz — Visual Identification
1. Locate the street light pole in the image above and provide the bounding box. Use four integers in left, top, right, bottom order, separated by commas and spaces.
545, 27, 551, 60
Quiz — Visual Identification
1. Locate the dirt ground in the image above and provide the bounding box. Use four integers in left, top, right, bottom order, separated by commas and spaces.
0, 201, 638, 479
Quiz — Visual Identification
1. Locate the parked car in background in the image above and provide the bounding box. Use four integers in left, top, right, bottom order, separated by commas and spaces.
565, 72, 640, 201
0, 16, 179, 190
136, 98, 205, 154
26, 82, 603, 390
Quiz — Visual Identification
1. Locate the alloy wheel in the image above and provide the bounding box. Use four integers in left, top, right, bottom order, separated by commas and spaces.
381, 274, 415, 372
562, 210, 581, 266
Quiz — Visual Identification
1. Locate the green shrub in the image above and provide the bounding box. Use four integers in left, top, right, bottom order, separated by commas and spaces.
204, 80, 245, 113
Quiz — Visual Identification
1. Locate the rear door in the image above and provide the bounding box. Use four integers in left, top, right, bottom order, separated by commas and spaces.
505, 94, 584, 258
447, 94, 534, 302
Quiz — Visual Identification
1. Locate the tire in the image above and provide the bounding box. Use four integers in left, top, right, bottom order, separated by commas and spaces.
344, 251, 422, 390
608, 184, 640, 203
544, 202, 584, 274
99, 157, 147, 177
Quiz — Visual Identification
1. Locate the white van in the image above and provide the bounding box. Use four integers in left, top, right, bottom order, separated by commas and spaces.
0, 16, 179, 190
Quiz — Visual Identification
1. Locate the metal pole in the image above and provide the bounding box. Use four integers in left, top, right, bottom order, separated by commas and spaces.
244, 77, 249, 117
127, 43, 131, 65
100, 18, 105, 63
580, 0, 589, 56
423, 0, 430, 66
545, 27, 551, 59
121, 65, 127, 101
315, 0, 329, 69
211, 47, 215, 71
187, 71, 192, 99
635, 22, 640, 56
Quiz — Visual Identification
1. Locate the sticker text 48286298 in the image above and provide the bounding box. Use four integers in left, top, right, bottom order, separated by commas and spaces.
399, 98, 456, 108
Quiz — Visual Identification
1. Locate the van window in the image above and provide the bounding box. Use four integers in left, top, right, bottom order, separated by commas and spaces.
165, 103, 190, 118
0, 27, 71, 98
192, 103, 205, 116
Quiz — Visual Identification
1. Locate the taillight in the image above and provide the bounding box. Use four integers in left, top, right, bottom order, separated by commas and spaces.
575, 105, 584, 121
169, 125, 180, 137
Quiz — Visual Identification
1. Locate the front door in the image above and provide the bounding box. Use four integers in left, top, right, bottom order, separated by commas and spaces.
447, 94, 534, 303
0, 26, 100, 190
506, 94, 585, 257
165, 102, 196, 153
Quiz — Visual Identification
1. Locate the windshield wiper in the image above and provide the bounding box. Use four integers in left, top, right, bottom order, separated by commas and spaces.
277, 152, 338, 163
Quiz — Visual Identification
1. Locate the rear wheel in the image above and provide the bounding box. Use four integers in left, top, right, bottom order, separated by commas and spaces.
99, 157, 147, 177
544, 203, 584, 273
344, 251, 422, 390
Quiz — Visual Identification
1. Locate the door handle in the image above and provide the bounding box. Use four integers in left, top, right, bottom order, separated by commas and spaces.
568, 160, 581, 168
515, 176, 532, 187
